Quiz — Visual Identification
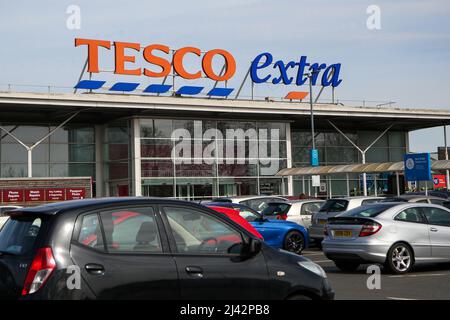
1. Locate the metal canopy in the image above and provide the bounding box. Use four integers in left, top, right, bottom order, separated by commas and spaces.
276, 160, 450, 176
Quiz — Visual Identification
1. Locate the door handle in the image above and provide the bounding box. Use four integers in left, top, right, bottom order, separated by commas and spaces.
430, 227, 438, 232
185, 266, 203, 278
85, 263, 105, 275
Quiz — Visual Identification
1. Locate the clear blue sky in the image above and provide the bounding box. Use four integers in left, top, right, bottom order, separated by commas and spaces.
1, 0, 449, 152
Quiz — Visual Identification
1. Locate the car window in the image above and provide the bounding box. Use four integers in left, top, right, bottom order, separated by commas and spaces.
319, 199, 348, 212
340, 204, 395, 218
235, 207, 260, 222
99, 208, 162, 253
241, 199, 268, 212
164, 207, 243, 255
261, 203, 291, 217
423, 207, 450, 227
361, 199, 382, 205
395, 208, 425, 223
78, 213, 105, 252
430, 199, 445, 205
0, 216, 42, 256
301, 202, 322, 215
416, 200, 428, 203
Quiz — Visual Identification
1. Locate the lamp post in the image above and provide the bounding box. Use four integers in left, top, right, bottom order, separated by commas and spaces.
306, 71, 319, 197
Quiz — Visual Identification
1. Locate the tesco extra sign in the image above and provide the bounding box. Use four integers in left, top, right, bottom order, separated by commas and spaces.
74, 38, 342, 94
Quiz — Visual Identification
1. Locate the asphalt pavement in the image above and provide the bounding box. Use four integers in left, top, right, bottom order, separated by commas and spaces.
303, 248, 450, 300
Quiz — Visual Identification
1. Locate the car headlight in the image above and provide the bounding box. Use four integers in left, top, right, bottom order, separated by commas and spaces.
298, 261, 327, 278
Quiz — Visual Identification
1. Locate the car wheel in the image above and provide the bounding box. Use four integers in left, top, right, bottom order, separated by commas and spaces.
283, 230, 305, 255
287, 294, 312, 300
334, 260, 360, 272
385, 243, 414, 274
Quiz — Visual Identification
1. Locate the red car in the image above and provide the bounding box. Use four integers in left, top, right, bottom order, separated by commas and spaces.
207, 206, 263, 240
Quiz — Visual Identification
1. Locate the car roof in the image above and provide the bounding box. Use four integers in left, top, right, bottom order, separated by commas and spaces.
7, 197, 204, 216
216, 195, 287, 201
395, 195, 444, 200
325, 196, 384, 201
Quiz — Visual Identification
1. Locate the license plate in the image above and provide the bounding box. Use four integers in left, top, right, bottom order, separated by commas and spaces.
319, 219, 327, 225
334, 230, 352, 238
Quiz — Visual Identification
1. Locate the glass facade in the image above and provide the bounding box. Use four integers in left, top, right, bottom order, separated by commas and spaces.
140, 119, 288, 200
291, 129, 407, 197
0, 124, 95, 178
0, 119, 409, 200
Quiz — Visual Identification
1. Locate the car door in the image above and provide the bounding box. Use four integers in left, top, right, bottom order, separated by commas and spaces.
422, 207, 450, 258
70, 205, 179, 299
160, 205, 269, 300
393, 207, 431, 258
300, 202, 323, 228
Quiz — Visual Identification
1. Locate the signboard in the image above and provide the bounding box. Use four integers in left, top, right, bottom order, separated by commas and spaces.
404, 153, 432, 182
0, 177, 92, 206
2, 189, 24, 203
310, 149, 319, 167
74, 38, 343, 99
312, 175, 321, 187
433, 174, 447, 189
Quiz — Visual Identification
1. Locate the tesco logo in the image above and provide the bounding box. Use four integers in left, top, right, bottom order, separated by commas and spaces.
75, 38, 236, 81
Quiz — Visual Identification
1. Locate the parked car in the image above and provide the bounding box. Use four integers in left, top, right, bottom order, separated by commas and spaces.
405, 191, 450, 199
323, 202, 450, 274
207, 205, 263, 239
210, 196, 288, 213
381, 195, 447, 206
0, 206, 22, 229
0, 198, 333, 300
309, 196, 385, 248
205, 202, 309, 254
261, 200, 325, 228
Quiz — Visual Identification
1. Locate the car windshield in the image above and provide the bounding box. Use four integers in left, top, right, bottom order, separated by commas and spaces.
261, 203, 291, 217
319, 199, 348, 212
234, 207, 261, 222
339, 204, 397, 218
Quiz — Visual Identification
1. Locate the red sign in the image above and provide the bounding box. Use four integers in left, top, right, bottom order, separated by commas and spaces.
433, 175, 447, 189
25, 189, 45, 202
2, 189, 24, 203
66, 188, 86, 200
46, 188, 65, 201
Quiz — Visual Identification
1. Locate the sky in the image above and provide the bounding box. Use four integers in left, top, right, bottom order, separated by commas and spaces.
0, 0, 450, 152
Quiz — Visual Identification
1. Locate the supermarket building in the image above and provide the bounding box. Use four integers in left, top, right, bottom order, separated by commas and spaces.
1, 91, 450, 200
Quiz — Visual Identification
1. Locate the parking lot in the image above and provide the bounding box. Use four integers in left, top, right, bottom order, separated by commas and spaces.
304, 247, 450, 300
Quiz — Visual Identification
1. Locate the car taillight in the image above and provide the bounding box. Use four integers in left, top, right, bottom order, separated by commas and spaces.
22, 247, 56, 296
276, 215, 287, 220
359, 222, 382, 237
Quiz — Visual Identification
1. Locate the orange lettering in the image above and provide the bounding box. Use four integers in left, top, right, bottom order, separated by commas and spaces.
75, 38, 111, 73
173, 47, 202, 80
202, 49, 236, 81
143, 44, 171, 77
114, 41, 141, 76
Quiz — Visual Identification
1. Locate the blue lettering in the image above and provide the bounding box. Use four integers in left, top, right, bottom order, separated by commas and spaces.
250, 52, 273, 83
321, 64, 342, 87
295, 56, 310, 86
272, 60, 296, 85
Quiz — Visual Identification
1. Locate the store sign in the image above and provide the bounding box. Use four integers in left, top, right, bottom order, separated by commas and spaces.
433, 174, 447, 189
74, 38, 342, 96
66, 188, 86, 200
46, 188, 65, 201
25, 189, 45, 202
404, 153, 432, 182
2, 189, 24, 203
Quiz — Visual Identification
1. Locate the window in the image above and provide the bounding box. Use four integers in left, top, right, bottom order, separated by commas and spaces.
0, 216, 42, 256
430, 199, 445, 206
342, 204, 395, 218
78, 214, 104, 252
395, 208, 425, 223
100, 208, 162, 253
361, 199, 382, 205
319, 199, 349, 212
164, 207, 243, 255
235, 207, 260, 222
301, 202, 323, 215
416, 200, 428, 204
423, 207, 450, 227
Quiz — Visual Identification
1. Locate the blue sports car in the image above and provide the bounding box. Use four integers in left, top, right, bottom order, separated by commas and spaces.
205, 202, 309, 254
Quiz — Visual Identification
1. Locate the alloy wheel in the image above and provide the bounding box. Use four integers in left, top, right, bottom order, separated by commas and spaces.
391, 245, 411, 272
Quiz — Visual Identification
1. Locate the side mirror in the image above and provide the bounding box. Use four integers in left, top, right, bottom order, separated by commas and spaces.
246, 238, 262, 256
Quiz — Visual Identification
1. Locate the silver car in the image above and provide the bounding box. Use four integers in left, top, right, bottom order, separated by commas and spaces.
323, 202, 450, 274
309, 196, 384, 246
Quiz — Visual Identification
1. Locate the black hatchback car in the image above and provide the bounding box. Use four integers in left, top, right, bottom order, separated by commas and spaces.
0, 198, 334, 300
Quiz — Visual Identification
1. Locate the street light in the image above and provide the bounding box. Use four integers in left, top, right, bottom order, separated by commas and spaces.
305, 71, 319, 197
